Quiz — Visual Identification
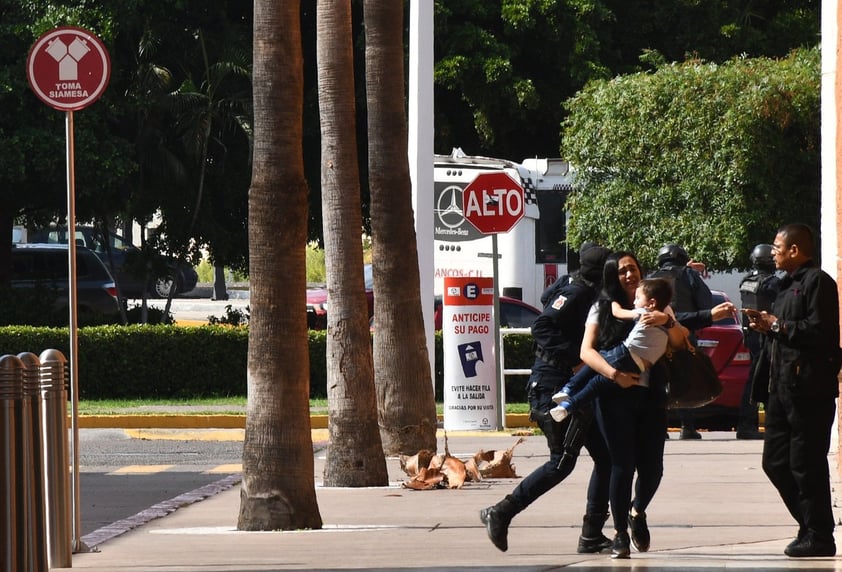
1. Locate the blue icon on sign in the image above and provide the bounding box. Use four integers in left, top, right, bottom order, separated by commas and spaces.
457, 341, 483, 377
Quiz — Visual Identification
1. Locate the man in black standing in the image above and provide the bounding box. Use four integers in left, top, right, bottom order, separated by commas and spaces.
480, 246, 613, 554
650, 244, 713, 439
746, 223, 840, 557
736, 244, 782, 439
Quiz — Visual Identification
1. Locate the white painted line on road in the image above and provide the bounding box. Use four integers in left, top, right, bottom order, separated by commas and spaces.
150, 524, 402, 535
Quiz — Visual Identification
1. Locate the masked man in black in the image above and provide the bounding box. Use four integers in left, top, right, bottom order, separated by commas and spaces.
480, 246, 613, 553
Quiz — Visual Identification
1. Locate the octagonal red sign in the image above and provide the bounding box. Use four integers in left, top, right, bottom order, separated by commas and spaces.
27, 26, 111, 111
461, 171, 525, 234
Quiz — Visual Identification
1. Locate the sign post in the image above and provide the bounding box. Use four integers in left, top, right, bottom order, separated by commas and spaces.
461, 172, 525, 428
27, 26, 110, 558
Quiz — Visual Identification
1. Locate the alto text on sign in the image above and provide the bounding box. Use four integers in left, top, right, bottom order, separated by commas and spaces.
461, 171, 525, 234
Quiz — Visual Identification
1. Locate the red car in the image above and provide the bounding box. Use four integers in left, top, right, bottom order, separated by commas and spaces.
306, 264, 375, 329
308, 263, 541, 331
691, 290, 753, 427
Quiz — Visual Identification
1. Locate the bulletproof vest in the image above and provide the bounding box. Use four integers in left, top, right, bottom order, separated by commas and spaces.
649, 264, 695, 313
740, 271, 777, 310
739, 270, 776, 330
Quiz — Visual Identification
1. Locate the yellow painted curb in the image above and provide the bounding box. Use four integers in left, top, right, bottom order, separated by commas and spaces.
76, 413, 537, 430
77, 414, 246, 429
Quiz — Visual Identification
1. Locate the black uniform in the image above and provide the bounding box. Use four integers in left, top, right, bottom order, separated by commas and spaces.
757, 261, 841, 545
514, 276, 610, 515
649, 261, 712, 435
740, 269, 783, 355
480, 245, 613, 555
737, 269, 782, 432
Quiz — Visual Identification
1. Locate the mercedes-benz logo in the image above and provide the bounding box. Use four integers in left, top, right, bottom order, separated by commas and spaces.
436, 185, 465, 229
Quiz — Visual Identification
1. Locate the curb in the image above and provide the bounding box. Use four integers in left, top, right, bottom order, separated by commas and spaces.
75, 413, 537, 430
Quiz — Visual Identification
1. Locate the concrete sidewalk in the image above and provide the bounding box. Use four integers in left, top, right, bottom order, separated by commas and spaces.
52, 428, 842, 571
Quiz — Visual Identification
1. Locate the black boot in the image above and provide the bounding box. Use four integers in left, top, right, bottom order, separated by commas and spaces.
479, 495, 523, 552
577, 512, 613, 553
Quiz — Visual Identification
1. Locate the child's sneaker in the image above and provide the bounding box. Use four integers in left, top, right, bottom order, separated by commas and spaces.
552, 390, 570, 404
550, 403, 570, 422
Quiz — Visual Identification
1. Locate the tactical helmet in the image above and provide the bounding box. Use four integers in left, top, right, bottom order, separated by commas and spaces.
657, 244, 690, 267
750, 244, 775, 270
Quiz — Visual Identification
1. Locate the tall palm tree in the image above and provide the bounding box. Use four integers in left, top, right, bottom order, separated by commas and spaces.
317, 0, 388, 487
237, 0, 322, 530
363, 0, 437, 454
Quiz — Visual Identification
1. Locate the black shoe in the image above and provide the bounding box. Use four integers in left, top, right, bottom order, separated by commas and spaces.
680, 428, 702, 440
736, 429, 764, 440
479, 506, 511, 552
785, 528, 807, 553
628, 511, 650, 552
784, 532, 836, 557
577, 533, 612, 553
611, 531, 631, 559
578, 512, 612, 553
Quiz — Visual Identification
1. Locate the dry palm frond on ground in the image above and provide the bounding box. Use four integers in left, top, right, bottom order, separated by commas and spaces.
400, 435, 525, 490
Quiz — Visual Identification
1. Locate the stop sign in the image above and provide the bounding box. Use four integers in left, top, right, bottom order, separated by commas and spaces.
462, 171, 525, 234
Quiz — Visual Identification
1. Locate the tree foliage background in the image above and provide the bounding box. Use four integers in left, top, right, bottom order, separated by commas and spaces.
0, 0, 821, 274
561, 48, 820, 271
434, 0, 819, 161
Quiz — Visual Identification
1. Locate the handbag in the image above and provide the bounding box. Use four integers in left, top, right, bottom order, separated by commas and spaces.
654, 339, 723, 409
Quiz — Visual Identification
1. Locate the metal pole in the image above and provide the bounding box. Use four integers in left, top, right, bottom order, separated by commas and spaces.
39, 349, 71, 568
491, 234, 504, 429
0, 355, 25, 572
65, 110, 87, 554
19, 352, 48, 572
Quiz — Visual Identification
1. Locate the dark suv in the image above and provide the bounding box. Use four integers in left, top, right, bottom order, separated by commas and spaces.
29, 225, 198, 299
9, 243, 121, 325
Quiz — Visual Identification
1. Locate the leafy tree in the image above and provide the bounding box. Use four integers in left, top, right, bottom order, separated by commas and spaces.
0, 2, 135, 283
317, 0, 388, 487
561, 48, 820, 271
109, 2, 253, 275
238, 0, 322, 530
364, 0, 438, 455
433, 0, 819, 160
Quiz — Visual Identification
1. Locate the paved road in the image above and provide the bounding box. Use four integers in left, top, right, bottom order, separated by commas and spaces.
128, 284, 250, 323
78, 429, 244, 536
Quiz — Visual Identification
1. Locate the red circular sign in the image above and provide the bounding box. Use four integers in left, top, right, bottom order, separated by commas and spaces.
461, 171, 525, 234
26, 26, 111, 111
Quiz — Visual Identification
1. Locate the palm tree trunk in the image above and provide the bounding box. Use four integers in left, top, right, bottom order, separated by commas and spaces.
238, 0, 322, 531
317, 0, 388, 487
364, 0, 438, 454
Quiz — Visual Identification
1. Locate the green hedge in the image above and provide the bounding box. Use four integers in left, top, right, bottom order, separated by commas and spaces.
0, 326, 536, 401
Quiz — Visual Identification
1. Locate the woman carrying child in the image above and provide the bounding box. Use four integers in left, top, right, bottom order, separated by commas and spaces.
577, 252, 689, 558
549, 277, 685, 422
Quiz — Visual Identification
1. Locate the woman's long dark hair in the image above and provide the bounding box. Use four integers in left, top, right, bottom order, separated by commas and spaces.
596, 250, 641, 349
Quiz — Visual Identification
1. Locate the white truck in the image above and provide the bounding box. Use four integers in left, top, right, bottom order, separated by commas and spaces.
433, 149, 577, 309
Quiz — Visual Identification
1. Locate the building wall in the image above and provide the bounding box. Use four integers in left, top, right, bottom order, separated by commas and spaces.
821, 0, 841, 475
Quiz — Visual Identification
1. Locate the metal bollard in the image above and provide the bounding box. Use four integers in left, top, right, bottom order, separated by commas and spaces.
19, 352, 49, 572
39, 349, 71, 569
0, 354, 28, 572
